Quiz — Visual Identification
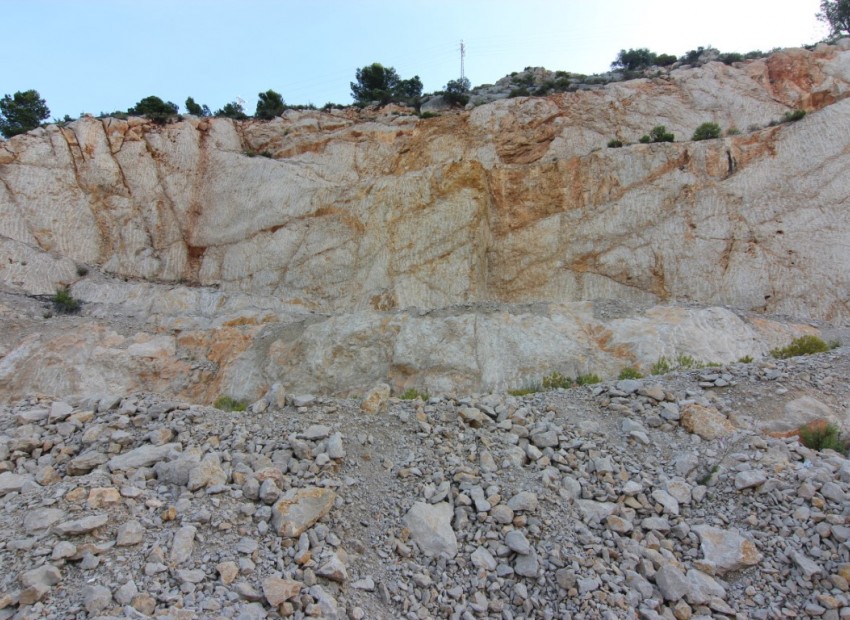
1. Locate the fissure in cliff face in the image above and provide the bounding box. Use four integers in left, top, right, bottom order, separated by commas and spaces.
1, 43, 849, 402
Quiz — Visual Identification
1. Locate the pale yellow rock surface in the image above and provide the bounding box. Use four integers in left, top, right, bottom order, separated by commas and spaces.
0, 45, 848, 403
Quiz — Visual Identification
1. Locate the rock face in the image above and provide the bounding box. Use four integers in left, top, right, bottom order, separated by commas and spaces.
1, 43, 850, 402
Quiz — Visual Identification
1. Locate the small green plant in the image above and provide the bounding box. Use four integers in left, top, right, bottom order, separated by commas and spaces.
639, 135, 651, 144
697, 464, 720, 486
508, 87, 530, 98
649, 125, 674, 143
692, 122, 722, 141
52, 287, 81, 314
542, 371, 572, 390
798, 422, 846, 452
650, 356, 672, 375
508, 384, 542, 397
244, 149, 273, 159
829, 340, 841, 349
676, 354, 697, 369
128, 95, 179, 124
618, 367, 644, 380
400, 388, 428, 401
718, 52, 744, 65
419, 111, 440, 119
607, 139, 624, 148
771, 335, 830, 359
726, 127, 741, 136
704, 361, 722, 367
782, 109, 806, 123
737, 355, 754, 363
214, 395, 247, 412
575, 373, 601, 386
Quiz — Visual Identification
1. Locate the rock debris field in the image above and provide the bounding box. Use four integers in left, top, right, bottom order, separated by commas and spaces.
1, 349, 850, 620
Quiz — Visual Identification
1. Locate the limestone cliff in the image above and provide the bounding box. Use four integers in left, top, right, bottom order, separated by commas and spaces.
1, 43, 849, 402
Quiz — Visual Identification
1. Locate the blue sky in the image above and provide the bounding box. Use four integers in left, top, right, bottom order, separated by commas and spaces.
4, 0, 828, 120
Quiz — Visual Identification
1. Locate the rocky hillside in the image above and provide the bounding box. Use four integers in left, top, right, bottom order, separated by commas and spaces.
1, 348, 849, 619
1, 42, 850, 403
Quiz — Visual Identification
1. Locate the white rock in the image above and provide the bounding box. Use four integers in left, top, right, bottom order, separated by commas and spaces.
403, 501, 457, 558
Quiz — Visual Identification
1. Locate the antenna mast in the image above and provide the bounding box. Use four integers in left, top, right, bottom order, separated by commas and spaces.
459, 40, 466, 81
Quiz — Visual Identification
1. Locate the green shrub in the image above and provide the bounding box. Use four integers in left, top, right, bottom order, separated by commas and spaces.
650, 356, 671, 375
419, 111, 440, 119
185, 97, 210, 117
244, 149, 273, 159
782, 109, 807, 123
214, 396, 247, 412
443, 78, 471, 107
128, 96, 179, 123
351, 63, 422, 109
798, 422, 846, 452
255, 89, 286, 120
771, 335, 830, 359
607, 139, 624, 148
738, 355, 754, 363
692, 122, 722, 141
726, 127, 741, 136
649, 126, 674, 143
576, 373, 601, 386
400, 388, 428, 401
611, 48, 674, 71
719, 52, 744, 65
542, 371, 572, 390
52, 287, 81, 314
508, 87, 530, 98
681, 47, 707, 65
639, 135, 651, 144
0, 89, 50, 138
618, 367, 644, 380
830, 340, 841, 349
215, 101, 248, 119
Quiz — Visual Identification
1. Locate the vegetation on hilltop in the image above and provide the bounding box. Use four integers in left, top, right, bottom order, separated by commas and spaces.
0, 90, 50, 138
1, 2, 845, 136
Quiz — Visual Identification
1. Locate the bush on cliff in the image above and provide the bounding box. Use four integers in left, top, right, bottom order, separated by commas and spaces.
351, 63, 423, 109
442, 78, 471, 107
611, 48, 675, 71
215, 101, 248, 120
128, 96, 179, 124
185, 97, 210, 117
255, 90, 286, 120
0, 90, 50, 138
771, 335, 830, 358
818, 0, 850, 38
692, 122, 722, 141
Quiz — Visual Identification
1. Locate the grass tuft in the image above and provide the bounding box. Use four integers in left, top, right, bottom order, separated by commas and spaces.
575, 373, 601, 386
650, 357, 671, 375
399, 388, 429, 401
52, 287, 81, 314
798, 421, 846, 453
214, 395, 247, 412
618, 367, 644, 380
542, 371, 572, 390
